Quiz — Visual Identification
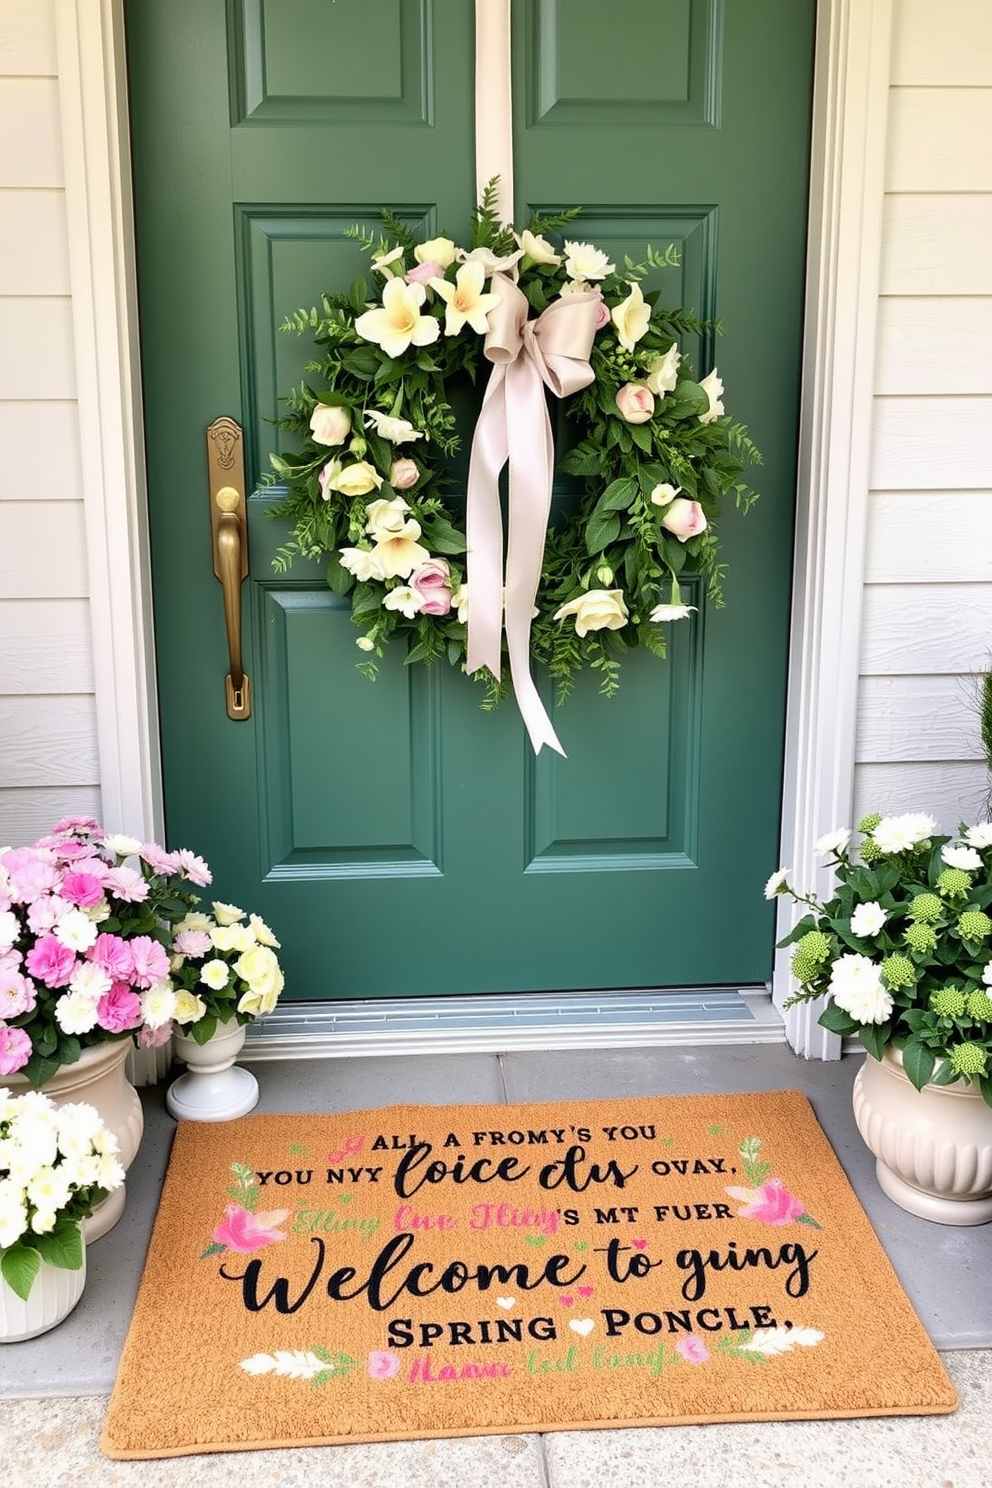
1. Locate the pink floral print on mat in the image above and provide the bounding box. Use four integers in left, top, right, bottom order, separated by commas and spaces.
725, 1136, 821, 1228
725, 1177, 807, 1225
213, 1203, 290, 1252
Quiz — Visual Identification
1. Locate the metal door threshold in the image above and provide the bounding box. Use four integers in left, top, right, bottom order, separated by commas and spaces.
243, 987, 784, 1060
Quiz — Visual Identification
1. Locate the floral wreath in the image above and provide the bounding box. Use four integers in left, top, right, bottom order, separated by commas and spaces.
270, 184, 760, 753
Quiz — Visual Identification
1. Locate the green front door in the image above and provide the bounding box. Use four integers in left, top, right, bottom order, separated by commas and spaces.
125, 0, 814, 999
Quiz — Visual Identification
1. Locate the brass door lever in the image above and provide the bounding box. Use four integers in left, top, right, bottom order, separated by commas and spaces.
205, 417, 251, 720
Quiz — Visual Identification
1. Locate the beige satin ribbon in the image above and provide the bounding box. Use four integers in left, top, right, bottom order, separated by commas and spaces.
465, 274, 600, 754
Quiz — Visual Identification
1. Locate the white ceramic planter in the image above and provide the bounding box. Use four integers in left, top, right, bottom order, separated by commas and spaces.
0, 1251, 87, 1343
7, 1040, 143, 1242
166, 1017, 259, 1122
852, 1046, 992, 1225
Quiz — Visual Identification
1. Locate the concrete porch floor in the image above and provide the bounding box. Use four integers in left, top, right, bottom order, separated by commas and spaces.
2, 1043, 990, 1487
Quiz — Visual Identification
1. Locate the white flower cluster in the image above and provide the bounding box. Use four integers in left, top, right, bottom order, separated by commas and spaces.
0, 1089, 124, 1249
827, 954, 894, 1025
167, 903, 284, 1025
870, 812, 937, 855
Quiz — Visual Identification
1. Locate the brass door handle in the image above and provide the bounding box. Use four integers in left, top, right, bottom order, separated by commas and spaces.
206, 417, 251, 720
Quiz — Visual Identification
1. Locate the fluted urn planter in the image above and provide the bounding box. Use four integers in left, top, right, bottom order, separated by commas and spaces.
852, 1046, 992, 1226
167, 1017, 258, 1122
7, 1040, 143, 1241
0, 1250, 87, 1343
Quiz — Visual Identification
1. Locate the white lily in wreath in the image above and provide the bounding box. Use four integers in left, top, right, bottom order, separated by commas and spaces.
430, 261, 501, 337
354, 278, 440, 358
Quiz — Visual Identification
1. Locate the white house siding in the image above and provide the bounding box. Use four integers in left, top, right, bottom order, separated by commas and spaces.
0, 0, 100, 845
856, 0, 992, 830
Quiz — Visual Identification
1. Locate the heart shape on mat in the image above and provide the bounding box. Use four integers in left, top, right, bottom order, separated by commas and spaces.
632, 1238, 647, 1249
525, 1235, 546, 1247
495, 1297, 516, 1310
559, 1294, 574, 1307
577, 1285, 594, 1298
573, 1241, 588, 1251
569, 1318, 595, 1337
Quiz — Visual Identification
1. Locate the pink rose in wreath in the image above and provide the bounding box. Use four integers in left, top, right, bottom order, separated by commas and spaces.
213, 1203, 290, 1252
410, 559, 454, 616
725, 1177, 806, 1226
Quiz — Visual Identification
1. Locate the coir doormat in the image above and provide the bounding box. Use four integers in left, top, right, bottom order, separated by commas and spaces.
102, 1091, 956, 1458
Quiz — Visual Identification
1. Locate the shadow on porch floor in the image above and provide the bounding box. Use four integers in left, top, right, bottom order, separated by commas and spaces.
2, 1044, 989, 1486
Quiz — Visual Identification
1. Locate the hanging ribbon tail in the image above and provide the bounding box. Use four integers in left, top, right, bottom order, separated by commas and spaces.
465, 273, 600, 753
503, 354, 566, 756
465, 363, 509, 681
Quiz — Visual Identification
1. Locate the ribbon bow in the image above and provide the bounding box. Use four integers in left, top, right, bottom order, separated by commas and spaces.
465, 273, 600, 755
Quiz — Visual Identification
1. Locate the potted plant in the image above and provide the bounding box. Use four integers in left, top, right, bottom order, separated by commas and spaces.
768, 811, 992, 1225
0, 1088, 125, 1340
160, 903, 285, 1122
0, 817, 218, 1234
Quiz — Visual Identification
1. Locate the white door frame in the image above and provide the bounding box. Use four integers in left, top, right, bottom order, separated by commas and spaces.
53, 0, 892, 1058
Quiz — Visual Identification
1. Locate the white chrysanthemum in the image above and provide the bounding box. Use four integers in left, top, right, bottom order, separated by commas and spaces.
941, 844, 983, 872
983, 960, 992, 987
814, 828, 851, 857
871, 813, 937, 854
84, 898, 111, 924
53, 908, 99, 953
764, 868, 789, 900
0, 1175, 25, 1206
212, 902, 244, 927
9, 1108, 58, 1157
964, 823, 992, 849
199, 960, 230, 992
95, 1153, 126, 1192
101, 834, 141, 859
0, 1197, 28, 1248
68, 959, 112, 999
140, 978, 177, 1029
30, 1208, 58, 1234
60, 1152, 100, 1188
850, 901, 887, 937
55, 1123, 97, 1160
828, 954, 893, 1024
56, 1101, 103, 1144
54, 989, 101, 1036
90, 1126, 120, 1158
562, 240, 615, 281
27, 1166, 73, 1212
7, 1090, 55, 1120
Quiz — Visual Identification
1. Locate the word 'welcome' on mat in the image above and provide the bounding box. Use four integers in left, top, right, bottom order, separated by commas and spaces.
102, 1091, 956, 1458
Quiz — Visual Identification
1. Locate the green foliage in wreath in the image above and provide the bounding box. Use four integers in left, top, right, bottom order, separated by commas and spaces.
268, 183, 761, 705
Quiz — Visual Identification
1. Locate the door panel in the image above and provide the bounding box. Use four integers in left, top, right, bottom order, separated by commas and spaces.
125, 0, 814, 999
